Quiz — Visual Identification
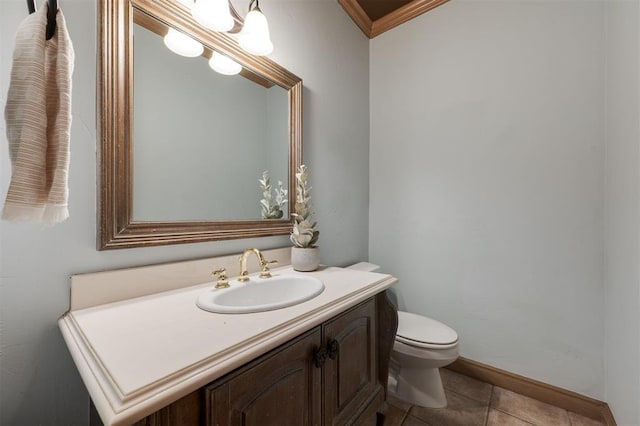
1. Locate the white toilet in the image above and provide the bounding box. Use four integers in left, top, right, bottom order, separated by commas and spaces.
347, 262, 459, 408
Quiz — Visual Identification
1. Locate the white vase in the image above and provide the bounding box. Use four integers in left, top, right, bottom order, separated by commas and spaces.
291, 247, 320, 272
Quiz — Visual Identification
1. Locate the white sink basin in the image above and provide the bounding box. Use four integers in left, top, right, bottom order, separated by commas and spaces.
196, 274, 325, 314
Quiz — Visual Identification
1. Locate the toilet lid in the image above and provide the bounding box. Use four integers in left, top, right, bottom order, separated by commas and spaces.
397, 311, 458, 346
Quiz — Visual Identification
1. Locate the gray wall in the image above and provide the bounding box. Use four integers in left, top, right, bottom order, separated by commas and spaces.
370, 0, 606, 399
604, 0, 640, 424
0, 0, 370, 424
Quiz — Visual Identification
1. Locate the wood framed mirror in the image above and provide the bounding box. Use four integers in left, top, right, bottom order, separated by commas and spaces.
99, 0, 302, 249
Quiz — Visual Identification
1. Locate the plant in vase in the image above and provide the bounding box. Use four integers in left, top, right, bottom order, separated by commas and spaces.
290, 165, 320, 271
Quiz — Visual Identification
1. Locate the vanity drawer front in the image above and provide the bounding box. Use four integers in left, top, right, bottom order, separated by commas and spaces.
205, 328, 322, 426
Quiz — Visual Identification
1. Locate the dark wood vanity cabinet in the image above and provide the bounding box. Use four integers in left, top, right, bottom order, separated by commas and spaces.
207, 298, 382, 426
130, 293, 397, 426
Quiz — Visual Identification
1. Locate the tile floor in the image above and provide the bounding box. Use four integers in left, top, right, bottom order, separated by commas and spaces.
385, 369, 605, 426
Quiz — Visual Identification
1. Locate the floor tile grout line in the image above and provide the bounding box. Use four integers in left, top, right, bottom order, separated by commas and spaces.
483, 385, 494, 426
399, 408, 410, 426
442, 383, 493, 406
493, 407, 539, 426
442, 386, 490, 405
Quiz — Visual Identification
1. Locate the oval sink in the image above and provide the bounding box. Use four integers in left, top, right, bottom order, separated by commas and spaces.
196, 274, 325, 314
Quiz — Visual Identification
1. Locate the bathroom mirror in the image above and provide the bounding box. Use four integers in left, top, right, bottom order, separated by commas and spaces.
99, 0, 302, 249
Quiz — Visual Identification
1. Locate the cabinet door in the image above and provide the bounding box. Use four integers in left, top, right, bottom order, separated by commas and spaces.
206, 328, 322, 426
322, 298, 382, 426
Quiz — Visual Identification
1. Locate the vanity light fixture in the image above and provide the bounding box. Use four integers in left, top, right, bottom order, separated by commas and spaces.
237, 0, 274, 56
181, 0, 274, 56
209, 51, 242, 75
191, 0, 234, 32
163, 27, 204, 57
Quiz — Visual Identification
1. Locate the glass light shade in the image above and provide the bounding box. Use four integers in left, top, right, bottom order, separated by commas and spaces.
163, 28, 204, 57
209, 52, 242, 75
238, 8, 273, 56
191, 0, 234, 32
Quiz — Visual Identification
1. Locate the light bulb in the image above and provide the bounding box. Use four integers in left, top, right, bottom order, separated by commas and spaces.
191, 0, 234, 32
163, 28, 204, 57
238, 8, 273, 56
209, 52, 242, 75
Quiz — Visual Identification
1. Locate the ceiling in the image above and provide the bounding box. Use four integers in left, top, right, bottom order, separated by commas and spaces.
338, 0, 450, 38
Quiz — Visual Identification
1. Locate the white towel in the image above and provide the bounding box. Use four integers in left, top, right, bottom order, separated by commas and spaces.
3, 1, 74, 224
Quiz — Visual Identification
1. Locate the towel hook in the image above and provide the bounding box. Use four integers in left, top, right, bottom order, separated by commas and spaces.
46, 0, 57, 40
26, 0, 36, 14
25, 0, 57, 40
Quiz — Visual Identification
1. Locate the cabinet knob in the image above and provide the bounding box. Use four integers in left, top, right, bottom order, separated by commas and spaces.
327, 339, 339, 360
314, 347, 327, 368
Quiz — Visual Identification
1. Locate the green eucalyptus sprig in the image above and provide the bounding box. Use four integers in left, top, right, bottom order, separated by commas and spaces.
291, 165, 319, 248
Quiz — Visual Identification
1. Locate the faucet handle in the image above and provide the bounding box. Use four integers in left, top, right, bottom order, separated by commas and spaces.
213, 268, 230, 289
259, 259, 278, 279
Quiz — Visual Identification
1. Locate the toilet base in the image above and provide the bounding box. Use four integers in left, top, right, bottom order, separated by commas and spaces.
389, 367, 447, 408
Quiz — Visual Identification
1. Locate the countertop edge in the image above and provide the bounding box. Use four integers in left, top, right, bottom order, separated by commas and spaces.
60, 275, 398, 426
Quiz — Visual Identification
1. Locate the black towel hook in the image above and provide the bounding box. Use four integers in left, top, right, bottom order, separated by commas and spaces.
46, 0, 57, 40
26, 0, 57, 40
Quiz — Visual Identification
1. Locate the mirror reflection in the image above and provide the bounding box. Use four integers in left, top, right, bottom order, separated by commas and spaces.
132, 18, 289, 221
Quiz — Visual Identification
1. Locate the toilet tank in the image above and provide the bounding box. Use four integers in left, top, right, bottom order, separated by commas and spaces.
346, 262, 381, 273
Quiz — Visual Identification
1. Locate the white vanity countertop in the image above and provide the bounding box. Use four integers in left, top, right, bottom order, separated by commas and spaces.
59, 265, 396, 426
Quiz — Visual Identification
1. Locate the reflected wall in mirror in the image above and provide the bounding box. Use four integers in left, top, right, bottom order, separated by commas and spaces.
132, 18, 289, 221
99, 0, 302, 249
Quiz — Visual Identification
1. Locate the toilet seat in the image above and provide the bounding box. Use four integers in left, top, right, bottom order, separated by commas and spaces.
396, 311, 458, 350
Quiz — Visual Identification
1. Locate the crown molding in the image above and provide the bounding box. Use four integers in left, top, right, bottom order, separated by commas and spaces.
339, 0, 450, 38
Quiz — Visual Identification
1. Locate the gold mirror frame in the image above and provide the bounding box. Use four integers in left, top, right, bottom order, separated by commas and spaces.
99, 0, 302, 249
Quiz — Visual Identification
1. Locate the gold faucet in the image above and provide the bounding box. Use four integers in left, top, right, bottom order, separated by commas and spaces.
238, 248, 277, 282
